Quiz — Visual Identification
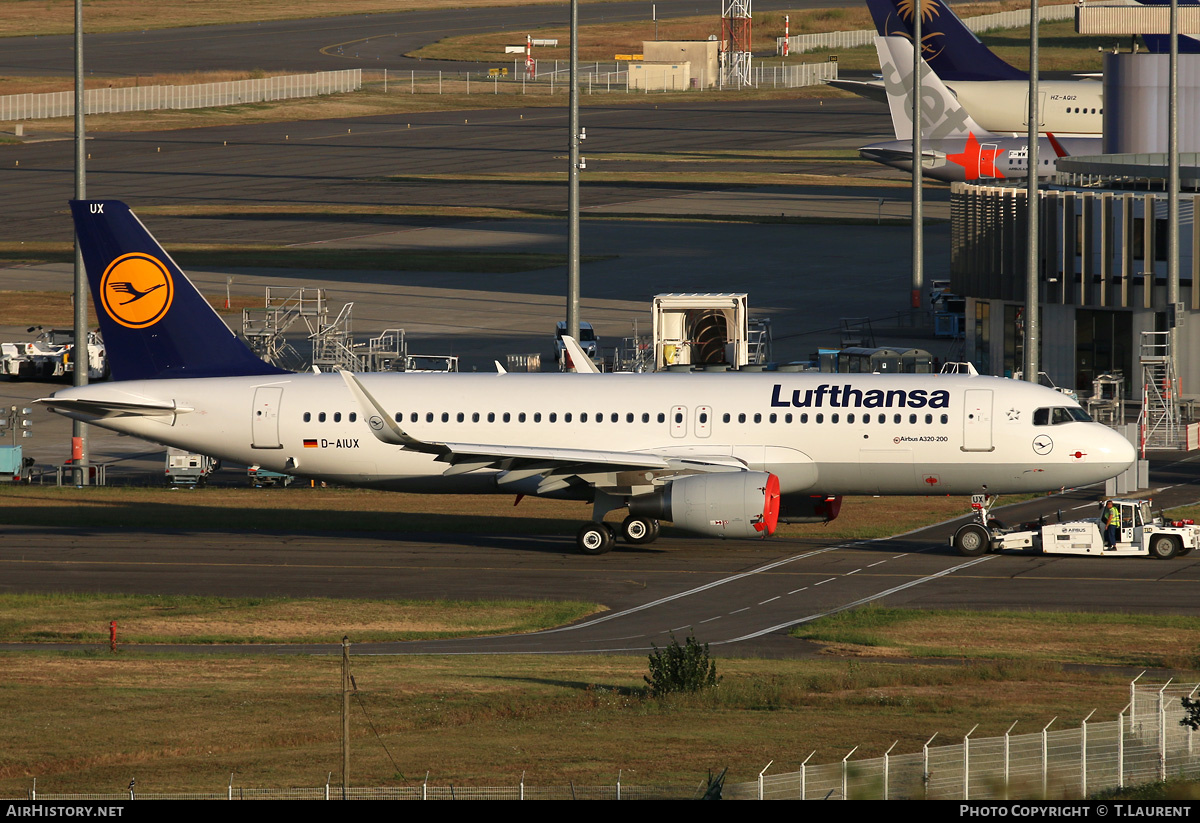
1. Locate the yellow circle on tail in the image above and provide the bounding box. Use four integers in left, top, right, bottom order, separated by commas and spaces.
100, 253, 174, 329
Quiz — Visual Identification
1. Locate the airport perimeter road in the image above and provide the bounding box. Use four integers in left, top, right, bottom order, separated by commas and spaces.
0, 1, 851, 77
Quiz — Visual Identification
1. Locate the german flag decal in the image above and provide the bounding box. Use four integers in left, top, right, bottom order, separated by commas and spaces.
303, 439, 318, 448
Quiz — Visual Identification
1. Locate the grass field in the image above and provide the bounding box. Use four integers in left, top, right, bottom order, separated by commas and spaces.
0, 593, 601, 645
0, 608, 1195, 795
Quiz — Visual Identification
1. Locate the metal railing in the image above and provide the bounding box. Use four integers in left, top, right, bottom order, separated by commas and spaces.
365, 63, 836, 95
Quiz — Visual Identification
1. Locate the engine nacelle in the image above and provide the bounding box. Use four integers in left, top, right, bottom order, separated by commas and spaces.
778, 493, 843, 524
629, 471, 781, 539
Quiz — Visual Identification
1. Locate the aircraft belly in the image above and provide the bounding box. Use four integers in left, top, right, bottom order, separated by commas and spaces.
858, 449, 915, 494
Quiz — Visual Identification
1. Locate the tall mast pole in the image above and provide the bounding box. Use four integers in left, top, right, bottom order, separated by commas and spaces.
1023, 0, 1041, 383
73, 0, 90, 483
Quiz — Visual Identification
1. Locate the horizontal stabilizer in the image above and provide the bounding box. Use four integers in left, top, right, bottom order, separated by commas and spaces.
37, 395, 189, 419
826, 79, 888, 104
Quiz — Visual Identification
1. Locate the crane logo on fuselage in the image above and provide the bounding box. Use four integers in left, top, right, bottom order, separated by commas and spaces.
100, 252, 174, 329
771, 384, 951, 409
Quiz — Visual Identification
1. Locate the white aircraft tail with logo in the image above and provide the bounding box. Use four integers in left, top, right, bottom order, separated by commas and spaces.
876, 36, 987, 141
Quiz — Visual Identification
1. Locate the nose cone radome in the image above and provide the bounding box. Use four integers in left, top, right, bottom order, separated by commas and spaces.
1095, 425, 1137, 477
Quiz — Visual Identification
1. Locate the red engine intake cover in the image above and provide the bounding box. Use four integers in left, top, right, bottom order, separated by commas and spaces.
756, 473, 782, 536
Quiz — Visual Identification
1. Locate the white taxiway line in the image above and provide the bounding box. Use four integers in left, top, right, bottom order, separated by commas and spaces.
714, 554, 996, 646
535, 544, 850, 634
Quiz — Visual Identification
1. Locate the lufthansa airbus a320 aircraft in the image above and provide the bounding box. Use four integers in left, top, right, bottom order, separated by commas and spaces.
41, 201, 1136, 554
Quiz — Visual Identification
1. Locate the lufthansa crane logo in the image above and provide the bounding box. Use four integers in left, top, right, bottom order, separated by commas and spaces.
100, 253, 174, 329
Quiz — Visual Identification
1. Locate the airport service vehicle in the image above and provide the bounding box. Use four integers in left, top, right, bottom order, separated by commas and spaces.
248, 465, 294, 487
165, 447, 217, 487
554, 321, 598, 365
1, 328, 108, 381
952, 497, 1199, 559
0, 446, 34, 483
40, 201, 1136, 554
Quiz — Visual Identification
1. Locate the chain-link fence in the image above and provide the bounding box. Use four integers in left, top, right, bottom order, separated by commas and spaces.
723, 680, 1200, 799
360, 63, 837, 96
28, 783, 703, 801
22, 680, 1197, 801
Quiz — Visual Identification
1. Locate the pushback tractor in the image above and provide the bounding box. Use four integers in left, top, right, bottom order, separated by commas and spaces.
952, 496, 1199, 559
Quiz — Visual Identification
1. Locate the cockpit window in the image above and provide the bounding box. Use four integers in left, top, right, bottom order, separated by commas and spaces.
1034, 406, 1092, 425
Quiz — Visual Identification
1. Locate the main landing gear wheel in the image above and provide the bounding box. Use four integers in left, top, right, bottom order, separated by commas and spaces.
953, 524, 991, 557
577, 521, 615, 555
1150, 535, 1180, 560
621, 516, 660, 545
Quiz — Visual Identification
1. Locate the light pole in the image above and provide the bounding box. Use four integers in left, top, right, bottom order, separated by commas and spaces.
1024, 0, 1041, 384
73, 0, 89, 483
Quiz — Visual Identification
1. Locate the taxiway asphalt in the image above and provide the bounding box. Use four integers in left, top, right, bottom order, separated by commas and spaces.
0, 1, 853, 77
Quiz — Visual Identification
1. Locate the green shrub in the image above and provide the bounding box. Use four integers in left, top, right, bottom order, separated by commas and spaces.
645, 633, 719, 697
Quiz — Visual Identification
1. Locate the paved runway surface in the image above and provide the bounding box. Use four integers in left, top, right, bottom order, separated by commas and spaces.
3, 98, 911, 243
0, 1, 853, 76
4, 8, 1193, 662
4, 471, 1200, 657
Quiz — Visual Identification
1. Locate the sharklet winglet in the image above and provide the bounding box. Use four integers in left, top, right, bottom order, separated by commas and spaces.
335, 368, 446, 454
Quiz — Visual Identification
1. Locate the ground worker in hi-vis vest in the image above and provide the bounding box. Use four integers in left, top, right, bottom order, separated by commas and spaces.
1102, 500, 1120, 549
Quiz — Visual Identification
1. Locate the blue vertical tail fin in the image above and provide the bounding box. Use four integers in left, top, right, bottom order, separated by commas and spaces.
70, 199, 289, 381
865, 0, 1027, 82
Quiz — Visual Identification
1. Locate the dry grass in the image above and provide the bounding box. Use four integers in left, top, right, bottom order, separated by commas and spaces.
382, 169, 907, 188
0, 649, 1159, 794
0, 243, 584, 275
0, 593, 601, 644
409, 2, 1075, 62
795, 607, 1200, 669
415, 2, 1080, 62
0, 290, 256, 327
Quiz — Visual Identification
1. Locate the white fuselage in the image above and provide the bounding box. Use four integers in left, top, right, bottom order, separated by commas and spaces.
947, 80, 1104, 137
54, 372, 1135, 498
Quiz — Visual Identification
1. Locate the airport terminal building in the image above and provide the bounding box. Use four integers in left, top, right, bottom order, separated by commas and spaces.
950, 50, 1200, 402
951, 164, 1200, 399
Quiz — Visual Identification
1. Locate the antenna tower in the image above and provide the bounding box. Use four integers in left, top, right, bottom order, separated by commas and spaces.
721, 0, 753, 87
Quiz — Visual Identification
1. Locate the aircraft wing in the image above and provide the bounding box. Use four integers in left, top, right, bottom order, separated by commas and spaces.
337, 369, 748, 493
